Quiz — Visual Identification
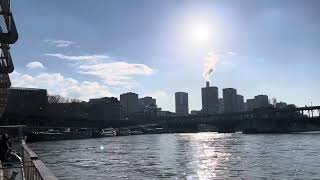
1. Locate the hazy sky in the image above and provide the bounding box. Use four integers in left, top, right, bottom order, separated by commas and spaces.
10, 0, 320, 111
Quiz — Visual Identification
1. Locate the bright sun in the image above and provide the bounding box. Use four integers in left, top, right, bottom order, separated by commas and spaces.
191, 25, 210, 42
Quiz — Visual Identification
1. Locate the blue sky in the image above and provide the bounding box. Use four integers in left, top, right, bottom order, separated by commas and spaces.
10, 0, 320, 111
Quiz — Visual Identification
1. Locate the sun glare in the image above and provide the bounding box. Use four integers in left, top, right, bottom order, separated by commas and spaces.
191, 25, 210, 43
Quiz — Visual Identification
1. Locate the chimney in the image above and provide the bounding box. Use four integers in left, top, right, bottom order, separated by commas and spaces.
206, 81, 209, 87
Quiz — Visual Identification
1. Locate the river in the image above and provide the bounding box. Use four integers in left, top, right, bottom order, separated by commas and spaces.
28, 133, 320, 179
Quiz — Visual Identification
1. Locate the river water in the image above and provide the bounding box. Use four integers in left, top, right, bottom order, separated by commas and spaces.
28, 133, 320, 179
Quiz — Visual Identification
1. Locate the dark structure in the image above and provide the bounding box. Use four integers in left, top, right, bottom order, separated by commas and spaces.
175, 92, 189, 115
254, 95, 270, 108
138, 96, 156, 111
0, 0, 18, 117
120, 92, 139, 117
246, 99, 255, 111
164, 106, 320, 133
223, 88, 238, 113
5, 87, 48, 116
201, 81, 218, 115
237, 94, 245, 112
47, 101, 88, 119
88, 97, 121, 123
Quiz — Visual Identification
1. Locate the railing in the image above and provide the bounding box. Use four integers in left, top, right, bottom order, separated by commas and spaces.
21, 140, 58, 180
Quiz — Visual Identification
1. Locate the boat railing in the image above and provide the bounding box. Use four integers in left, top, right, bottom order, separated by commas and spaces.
21, 140, 58, 180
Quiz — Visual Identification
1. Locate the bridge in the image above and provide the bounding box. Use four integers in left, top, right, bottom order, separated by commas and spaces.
163, 106, 320, 133
2, 106, 320, 134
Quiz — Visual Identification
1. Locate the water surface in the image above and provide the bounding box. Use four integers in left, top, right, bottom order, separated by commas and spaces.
29, 133, 320, 179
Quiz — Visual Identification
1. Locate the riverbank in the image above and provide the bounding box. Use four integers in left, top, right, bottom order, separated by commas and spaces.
25, 125, 172, 142
25, 124, 320, 142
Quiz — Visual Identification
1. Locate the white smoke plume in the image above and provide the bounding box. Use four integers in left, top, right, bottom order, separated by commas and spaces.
202, 52, 218, 81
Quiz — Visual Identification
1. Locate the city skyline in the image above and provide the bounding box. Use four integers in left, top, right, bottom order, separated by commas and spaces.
9, 0, 320, 112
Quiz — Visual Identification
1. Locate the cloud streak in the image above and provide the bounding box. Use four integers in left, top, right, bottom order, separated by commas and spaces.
45, 53, 109, 61
78, 62, 156, 85
44, 39, 76, 47
44, 52, 156, 86
26, 61, 45, 69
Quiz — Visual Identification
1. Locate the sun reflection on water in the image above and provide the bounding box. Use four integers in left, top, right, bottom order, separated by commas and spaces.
180, 132, 233, 180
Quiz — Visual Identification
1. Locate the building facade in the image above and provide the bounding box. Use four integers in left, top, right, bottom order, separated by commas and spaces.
223, 88, 238, 113
5, 87, 48, 116
138, 96, 156, 111
254, 95, 269, 108
201, 81, 218, 115
246, 99, 255, 111
237, 94, 245, 112
88, 97, 121, 122
275, 102, 287, 109
175, 92, 189, 115
120, 92, 139, 117
218, 98, 224, 113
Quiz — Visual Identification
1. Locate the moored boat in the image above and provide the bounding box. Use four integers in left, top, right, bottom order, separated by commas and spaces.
92, 128, 117, 138
27, 128, 92, 142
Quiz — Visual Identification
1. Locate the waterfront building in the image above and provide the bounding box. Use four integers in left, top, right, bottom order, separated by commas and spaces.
218, 98, 224, 113
143, 104, 160, 121
276, 102, 287, 109
223, 88, 238, 113
5, 87, 48, 116
88, 97, 121, 123
237, 94, 245, 112
287, 104, 297, 109
175, 92, 189, 115
201, 81, 218, 115
246, 99, 255, 111
157, 110, 174, 118
120, 92, 139, 117
254, 95, 270, 108
138, 96, 156, 111
191, 110, 201, 115
56, 101, 88, 119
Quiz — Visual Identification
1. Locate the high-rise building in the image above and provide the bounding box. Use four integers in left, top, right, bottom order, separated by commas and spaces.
246, 99, 255, 111
218, 98, 224, 113
201, 81, 218, 115
138, 96, 156, 110
237, 94, 245, 112
120, 92, 138, 116
175, 92, 188, 115
223, 88, 238, 113
254, 95, 269, 108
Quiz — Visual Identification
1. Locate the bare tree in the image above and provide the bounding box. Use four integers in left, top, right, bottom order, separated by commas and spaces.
48, 95, 69, 104
48, 94, 81, 104
271, 97, 277, 107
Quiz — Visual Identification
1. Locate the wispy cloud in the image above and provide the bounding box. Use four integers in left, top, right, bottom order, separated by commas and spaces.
26, 61, 45, 69
10, 71, 112, 101
45, 53, 109, 61
227, 51, 238, 56
78, 62, 156, 85
44, 52, 156, 86
44, 39, 76, 47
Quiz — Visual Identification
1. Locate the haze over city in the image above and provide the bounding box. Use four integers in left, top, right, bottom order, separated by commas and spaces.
10, 0, 320, 112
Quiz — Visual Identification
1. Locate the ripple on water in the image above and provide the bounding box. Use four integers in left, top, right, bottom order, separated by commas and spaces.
29, 133, 320, 180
